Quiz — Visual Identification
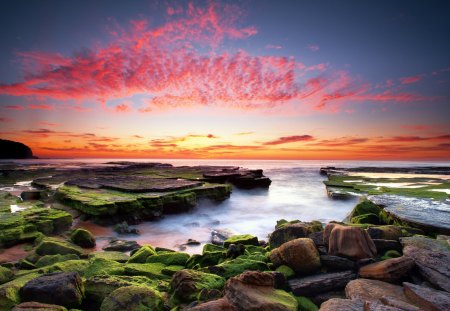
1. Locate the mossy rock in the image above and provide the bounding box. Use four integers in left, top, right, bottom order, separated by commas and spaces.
146, 252, 190, 266
45, 260, 90, 276
351, 197, 382, 218
123, 263, 168, 280
0, 272, 41, 310
161, 265, 185, 277
88, 251, 129, 263
206, 258, 268, 279
245, 245, 268, 255
127, 245, 157, 263
0, 267, 13, 285
83, 258, 125, 278
100, 285, 165, 311
35, 238, 83, 256
351, 213, 380, 225
35, 254, 80, 268
84, 275, 164, 305
170, 269, 225, 304
202, 243, 225, 253
294, 295, 318, 311
223, 234, 259, 248
381, 249, 402, 260
275, 265, 295, 279
186, 252, 224, 269
70, 228, 96, 248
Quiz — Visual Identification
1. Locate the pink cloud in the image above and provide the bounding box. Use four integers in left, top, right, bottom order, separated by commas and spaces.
263, 135, 314, 145
28, 104, 54, 110
266, 44, 282, 50
399, 75, 422, 84
4, 105, 24, 110
0, 117, 12, 122
115, 102, 132, 113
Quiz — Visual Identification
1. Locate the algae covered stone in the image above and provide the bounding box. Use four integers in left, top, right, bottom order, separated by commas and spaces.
127, 245, 156, 263
146, 252, 190, 266
100, 285, 165, 311
35, 238, 83, 256
70, 228, 95, 248
35, 254, 80, 268
0, 266, 13, 285
88, 251, 129, 262
223, 234, 259, 248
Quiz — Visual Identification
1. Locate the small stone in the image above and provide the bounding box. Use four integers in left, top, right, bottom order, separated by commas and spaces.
403, 282, 450, 311
319, 298, 364, 311
186, 239, 201, 245
20, 191, 42, 201
103, 239, 141, 252
358, 256, 415, 282
12, 301, 68, 311
70, 228, 96, 248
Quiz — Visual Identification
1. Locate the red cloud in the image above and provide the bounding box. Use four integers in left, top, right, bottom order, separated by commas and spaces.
379, 135, 450, 143
115, 103, 131, 113
4, 105, 24, 110
399, 75, 422, 84
264, 135, 314, 145
0, 117, 12, 122
28, 104, 54, 110
400, 124, 432, 131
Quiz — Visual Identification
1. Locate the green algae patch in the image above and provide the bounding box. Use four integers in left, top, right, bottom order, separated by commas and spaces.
88, 251, 129, 263
206, 258, 269, 279
83, 258, 125, 278
35, 237, 84, 256
46, 259, 90, 276
0, 267, 13, 285
223, 234, 259, 248
100, 285, 165, 311
127, 245, 157, 263
146, 252, 190, 266
0, 272, 41, 310
186, 252, 224, 269
294, 295, 318, 311
35, 254, 80, 268
202, 243, 225, 254
70, 228, 95, 248
124, 263, 169, 280
276, 265, 295, 279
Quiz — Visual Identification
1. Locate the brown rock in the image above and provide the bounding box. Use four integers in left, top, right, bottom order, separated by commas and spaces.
372, 239, 402, 253
380, 296, 423, 311
224, 271, 298, 311
358, 256, 415, 282
326, 224, 377, 260
269, 238, 321, 275
269, 223, 310, 249
364, 300, 403, 311
401, 236, 450, 292
319, 298, 364, 311
12, 302, 68, 311
288, 271, 356, 296
403, 282, 450, 311
367, 226, 404, 241
187, 298, 236, 311
238, 270, 274, 286
345, 279, 409, 303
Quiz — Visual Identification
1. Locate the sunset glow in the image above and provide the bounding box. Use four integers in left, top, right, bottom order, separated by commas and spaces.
1, 1, 449, 160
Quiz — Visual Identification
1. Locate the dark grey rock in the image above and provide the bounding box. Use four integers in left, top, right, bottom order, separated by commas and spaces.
288, 271, 356, 296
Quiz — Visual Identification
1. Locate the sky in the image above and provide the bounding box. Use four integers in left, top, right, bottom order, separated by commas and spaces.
0, 0, 449, 160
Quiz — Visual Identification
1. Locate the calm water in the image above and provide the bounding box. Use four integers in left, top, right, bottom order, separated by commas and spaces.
4, 159, 450, 253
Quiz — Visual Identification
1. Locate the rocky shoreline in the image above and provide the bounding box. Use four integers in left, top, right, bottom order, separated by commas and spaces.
0, 163, 449, 310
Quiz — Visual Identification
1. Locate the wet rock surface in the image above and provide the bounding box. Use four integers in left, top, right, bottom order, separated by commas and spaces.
358, 256, 415, 282
403, 282, 450, 311
325, 224, 377, 259
288, 271, 356, 296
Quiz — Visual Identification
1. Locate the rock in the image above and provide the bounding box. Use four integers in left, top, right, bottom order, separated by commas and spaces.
367, 226, 404, 241
403, 282, 450, 311
99, 285, 165, 311
88, 251, 129, 263
211, 229, 234, 245
206, 257, 268, 279
372, 239, 402, 253
102, 239, 141, 252
226, 244, 245, 258
320, 255, 356, 271
293, 296, 318, 311
35, 254, 80, 268
127, 245, 156, 263
146, 252, 190, 266
319, 298, 364, 311
276, 265, 296, 279
12, 301, 68, 311
345, 279, 409, 303
20, 191, 42, 201
326, 224, 377, 260
188, 298, 236, 310
223, 234, 259, 248
224, 271, 298, 311
401, 236, 450, 292
309, 231, 326, 248
269, 238, 321, 275
186, 239, 201, 245
35, 238, 83, 256
380, 296, 423, 311
364, 300, 403, 311
170, 269, 225, 303
269, 223, 310, 249
0, 266, 13, 285
19, 272, 84, 308
0, 139, 34, 159
311, 291, 346, 306
70, 228, 96, 248
113, 221, 139, 234
288, 271, 356, 296
358, 256, 415, 282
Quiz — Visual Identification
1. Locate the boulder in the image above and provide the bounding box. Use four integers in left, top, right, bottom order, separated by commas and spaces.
0, 266, 13, 285
358, 256, 415, 282
372, 239, 402, 253
401, 236, 450, 292
269, 238, 321, 275
403, 282, 450, 311
19, 272, 84, 308
170, 269, 225, 303
288, 271, 356, 296
345, 279, 409, 303
223, 234, 259, 248
363, 300, 403, 311
70, 228, 95, 248
319, 298, 364, 311
0, 139, 34, 159
102, 239, 141, 252
269, 223, 311, 249
35, 254, 80, 268
20, 191, 42, 201
320, 255, 356, 271
100, 285, 165, 311
367, 226, 404, 241
188, 297, 236, 310
379, 296, 422, 311
224, 271, 298, 311
127, 245, 156, 263
35, 238, 83, 256
88, 251, 129, 263
325, 224, 376, 260
12, 301, 68, 311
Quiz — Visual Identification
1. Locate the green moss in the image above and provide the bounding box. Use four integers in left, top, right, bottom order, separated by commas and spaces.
186, 252, 224, 269
88, 251, 129, 263
124, 263, 169, 280
127, 245, 157, 263
161, 265, 185, 276
35, 254, 80, 268
294, 295, 318, 311
100, 285, 165, 311
202, 243, 225, 253
245, 245, 268, 255
223, 234, 259, 248
351, 213, 380, 225
276, 265, 295, 279
381, 250, 402, 261
0, 272, 41, 310
207, 258, 268, 279
70, 228, 95, 248
35, 237, 83, 256
0, 267, 13, 285
351, 198, 382, 218
146, 252, 190, 266
46, 259, 90, 275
